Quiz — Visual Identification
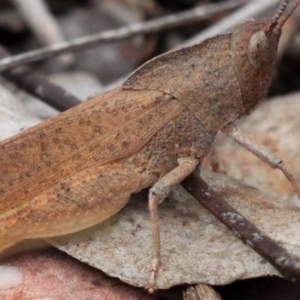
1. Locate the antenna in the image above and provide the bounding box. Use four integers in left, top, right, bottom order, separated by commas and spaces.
269, 0, 300, 33
271, 0, 289, 26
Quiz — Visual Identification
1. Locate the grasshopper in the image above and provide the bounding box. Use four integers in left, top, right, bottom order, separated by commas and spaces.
0, 0, 300, 291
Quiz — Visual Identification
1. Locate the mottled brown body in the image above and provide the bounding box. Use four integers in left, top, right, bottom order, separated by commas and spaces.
0, 0, 299, 291
0, 87, 212, 249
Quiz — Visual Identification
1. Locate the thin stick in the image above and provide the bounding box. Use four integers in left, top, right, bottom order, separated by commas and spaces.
11, 0, 67, 46
182, 0, 280, 47
0, 0, 247, 72
182, 171, 300, 280
0, 47, 81, 111
11, 0, 74, 66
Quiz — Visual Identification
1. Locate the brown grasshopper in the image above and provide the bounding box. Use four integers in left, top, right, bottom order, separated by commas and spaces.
0, 0, 300, 291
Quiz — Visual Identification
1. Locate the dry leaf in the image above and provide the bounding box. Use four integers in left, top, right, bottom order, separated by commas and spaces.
0, 249, 155, 300
48, 168, 300, 289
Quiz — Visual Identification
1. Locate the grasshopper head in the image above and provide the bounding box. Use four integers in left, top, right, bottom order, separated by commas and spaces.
230, 0, 299, 114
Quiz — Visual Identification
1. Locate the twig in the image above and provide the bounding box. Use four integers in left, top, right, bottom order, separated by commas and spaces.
182, 0, 280, 47
182, 171, 300, 280
0, 0, 247, 72
10, 0, 74, 65
11, 0, 66, 46
0, 47, 81, 111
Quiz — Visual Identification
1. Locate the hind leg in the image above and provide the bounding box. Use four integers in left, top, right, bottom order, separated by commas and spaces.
0, 164, 142, 253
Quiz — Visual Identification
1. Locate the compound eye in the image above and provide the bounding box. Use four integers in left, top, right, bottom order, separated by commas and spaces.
248, 30, 270, 69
